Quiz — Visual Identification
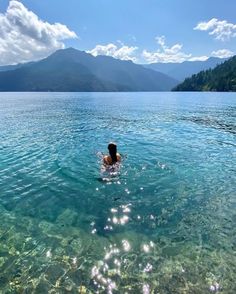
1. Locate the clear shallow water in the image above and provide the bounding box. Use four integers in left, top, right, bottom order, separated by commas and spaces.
0, 92, 235, 293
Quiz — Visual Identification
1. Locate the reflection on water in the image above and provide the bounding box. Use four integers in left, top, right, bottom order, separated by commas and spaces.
0, 92, 235, 293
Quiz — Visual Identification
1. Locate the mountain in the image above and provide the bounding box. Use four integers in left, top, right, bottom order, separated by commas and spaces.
0, 62, 35, 72
144, 57, 227, 81
0, 48, 178, 92
173, 55, 236, 92
0, 64, 19, 72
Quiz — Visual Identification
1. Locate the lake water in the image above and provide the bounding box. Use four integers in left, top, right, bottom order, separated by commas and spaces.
0, 92, 235, 293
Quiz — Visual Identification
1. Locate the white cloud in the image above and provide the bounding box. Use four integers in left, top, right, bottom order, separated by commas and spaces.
87, 43, 138, 62
142, 36, 191, 63
188, 56, 209, 62
194, 18, 236, 41
0, 0, 77, 65
211, 49, 234, 58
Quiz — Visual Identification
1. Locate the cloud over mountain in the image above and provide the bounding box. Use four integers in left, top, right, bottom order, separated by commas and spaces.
0, 0, 77, 65
194, 18, 236, 41
142, 36, 208, 63
211, 49, 234, 58
87, 43, 138, 62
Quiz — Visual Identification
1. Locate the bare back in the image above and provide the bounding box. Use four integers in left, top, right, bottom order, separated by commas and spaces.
103, 153, 121, 165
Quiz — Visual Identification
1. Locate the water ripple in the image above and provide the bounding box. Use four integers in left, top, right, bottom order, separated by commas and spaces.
0, 92, 235, 293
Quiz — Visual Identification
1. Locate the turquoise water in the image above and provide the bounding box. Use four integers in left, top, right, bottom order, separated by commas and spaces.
0, 92, 235, 293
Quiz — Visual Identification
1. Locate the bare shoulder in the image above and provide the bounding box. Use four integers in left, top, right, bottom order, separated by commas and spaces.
117, 153, 121, 161
103, 155, 111, 164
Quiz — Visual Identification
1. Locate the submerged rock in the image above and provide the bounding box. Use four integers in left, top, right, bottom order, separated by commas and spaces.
35, 279, 51, 292
56, 208, 78, 227
45, 264, 65, 285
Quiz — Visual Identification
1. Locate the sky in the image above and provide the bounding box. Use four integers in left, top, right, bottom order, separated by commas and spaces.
0, 0, 236, 65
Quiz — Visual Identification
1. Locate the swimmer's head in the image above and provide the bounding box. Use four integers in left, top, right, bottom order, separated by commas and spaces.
108, 142, 117, 162
108, 142, 117, 153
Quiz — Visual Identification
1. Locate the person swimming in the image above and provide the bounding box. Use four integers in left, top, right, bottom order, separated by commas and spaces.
103, 142, 121, 165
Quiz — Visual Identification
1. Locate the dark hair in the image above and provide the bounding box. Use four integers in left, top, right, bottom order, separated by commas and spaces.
108, 142, 117, 163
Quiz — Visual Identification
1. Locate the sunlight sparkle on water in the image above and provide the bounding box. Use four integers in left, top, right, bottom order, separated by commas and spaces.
46, 250, 52, 258
0, 92, 235, 293
143, 284, 150, 294
143, 263, 153, 273
122, 239, 131, 251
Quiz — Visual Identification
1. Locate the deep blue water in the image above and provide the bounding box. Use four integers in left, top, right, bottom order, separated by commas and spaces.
0, 92, 235, 293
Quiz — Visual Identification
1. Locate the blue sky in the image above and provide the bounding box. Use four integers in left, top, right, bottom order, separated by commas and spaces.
0, 0, 236, 65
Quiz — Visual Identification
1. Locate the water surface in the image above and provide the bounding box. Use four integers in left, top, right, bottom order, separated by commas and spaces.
0, 92, 235, 293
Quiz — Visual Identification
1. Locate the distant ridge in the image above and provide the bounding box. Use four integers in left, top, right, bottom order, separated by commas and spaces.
144, 57, 228, 82
0, 48, 178, 92
0, 64, 19, 72
173, 55, 236, 92
0, 62, 35, 72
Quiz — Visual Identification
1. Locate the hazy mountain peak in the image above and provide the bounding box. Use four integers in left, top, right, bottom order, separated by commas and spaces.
144, 57, 228, 81
0, 47, 178, 92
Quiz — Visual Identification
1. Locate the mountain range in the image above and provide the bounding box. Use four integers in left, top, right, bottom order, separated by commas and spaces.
144, 57, 227, 82
0, 48, 232, 92
0, 48, 178, 92
173, 55, 236, 92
